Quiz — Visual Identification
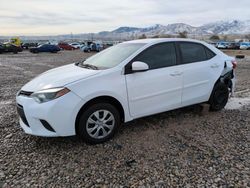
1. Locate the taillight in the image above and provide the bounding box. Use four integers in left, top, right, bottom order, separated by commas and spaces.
232, 60, 237, 69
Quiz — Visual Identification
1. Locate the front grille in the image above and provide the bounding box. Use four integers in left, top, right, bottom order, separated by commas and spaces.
16, 104, 30, 127
18, 90, 33, 97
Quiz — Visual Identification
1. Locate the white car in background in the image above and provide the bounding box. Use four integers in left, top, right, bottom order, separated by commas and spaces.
69, 42, 83, 49
16, 38, 236, 144
239, 42, 250, 50
216, 42, 230, 49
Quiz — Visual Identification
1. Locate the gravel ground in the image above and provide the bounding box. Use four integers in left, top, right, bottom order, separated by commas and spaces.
0, 50, 249, 187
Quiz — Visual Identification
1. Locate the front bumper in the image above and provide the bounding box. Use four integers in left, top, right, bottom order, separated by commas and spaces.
16, 91, 84, 137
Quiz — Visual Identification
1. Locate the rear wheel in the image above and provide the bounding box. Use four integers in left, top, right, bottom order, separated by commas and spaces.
77, 103, 120, 144
209, 82, 229, 111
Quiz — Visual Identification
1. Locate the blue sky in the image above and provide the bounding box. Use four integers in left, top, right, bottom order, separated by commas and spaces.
0, 0, 250, 35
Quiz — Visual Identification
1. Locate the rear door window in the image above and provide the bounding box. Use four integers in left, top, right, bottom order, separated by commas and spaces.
179, 42, 207, 64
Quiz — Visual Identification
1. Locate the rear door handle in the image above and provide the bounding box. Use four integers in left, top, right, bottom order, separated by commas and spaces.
211, 64, 219, 68
170, 71, 183, 76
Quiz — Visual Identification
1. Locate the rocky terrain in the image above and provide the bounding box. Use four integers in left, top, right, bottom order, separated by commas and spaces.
0, 50, 249, 187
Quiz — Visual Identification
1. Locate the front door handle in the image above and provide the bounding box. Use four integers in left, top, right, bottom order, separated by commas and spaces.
211, 64, 219, 68
170, 71, 183, 76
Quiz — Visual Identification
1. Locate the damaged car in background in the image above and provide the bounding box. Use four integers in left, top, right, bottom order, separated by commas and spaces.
0, 43, 23, 54
16, 38, 237, 144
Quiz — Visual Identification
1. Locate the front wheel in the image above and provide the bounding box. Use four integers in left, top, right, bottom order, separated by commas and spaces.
76, 103, 121, 144
209, 82, 229, 111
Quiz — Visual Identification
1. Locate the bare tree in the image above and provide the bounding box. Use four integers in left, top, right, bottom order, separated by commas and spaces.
209, 35, 220, 41
245, 34, 250, 40
178, 31, 188, 38
138, 34, 147, 39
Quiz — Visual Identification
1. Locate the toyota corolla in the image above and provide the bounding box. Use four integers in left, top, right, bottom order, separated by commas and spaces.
16, 39, 236, 144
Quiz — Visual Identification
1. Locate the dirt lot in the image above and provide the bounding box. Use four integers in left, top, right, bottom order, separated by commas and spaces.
0, 50, 249, 187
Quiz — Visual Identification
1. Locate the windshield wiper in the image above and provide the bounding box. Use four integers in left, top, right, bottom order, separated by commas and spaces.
75, 59, 99, 70
81, 63, 99, 70
75, 59, 85, 66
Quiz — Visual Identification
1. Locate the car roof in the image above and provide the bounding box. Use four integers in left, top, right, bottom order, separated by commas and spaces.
124, 38, 207, 45
123, 38, 227, 58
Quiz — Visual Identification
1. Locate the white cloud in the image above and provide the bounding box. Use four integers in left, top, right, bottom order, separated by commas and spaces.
0, 0, 249, 35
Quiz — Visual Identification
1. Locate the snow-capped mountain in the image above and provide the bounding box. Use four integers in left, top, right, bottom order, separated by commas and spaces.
201, 20, 250, 34
2, 20, 249, 41
94, 20, 250, 39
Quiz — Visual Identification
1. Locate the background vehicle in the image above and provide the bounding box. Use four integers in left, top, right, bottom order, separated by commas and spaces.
17, 39, 236, 144
69, 42, 83, 49
227, 42, 240, 50
240, 42, 250, 50
80, 45, 91, 52
0, 43, 4, 53
9, 37, 21, 47
0, 43, 23, 54
217, 42, 230, 49
30, 44, 60, 53
21, 43, 38, 49
58, 42, 75, 50
90, 43, 103, 52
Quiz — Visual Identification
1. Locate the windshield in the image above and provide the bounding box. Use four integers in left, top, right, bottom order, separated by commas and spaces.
82, 43, 145, 69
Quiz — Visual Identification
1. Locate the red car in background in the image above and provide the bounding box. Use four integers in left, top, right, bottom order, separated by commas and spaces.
58, 42, 75, 50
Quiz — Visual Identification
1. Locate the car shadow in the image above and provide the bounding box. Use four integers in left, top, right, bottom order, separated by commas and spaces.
30, 104, 207, 149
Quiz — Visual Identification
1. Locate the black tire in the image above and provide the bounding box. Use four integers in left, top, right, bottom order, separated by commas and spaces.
76, 103, 121, 144
209, 82, 229, 111
13, 51, 18, 54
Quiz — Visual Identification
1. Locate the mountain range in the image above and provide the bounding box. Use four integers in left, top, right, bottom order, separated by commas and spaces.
1, 20, 250, 41
57, 20, 250, 40
102, 20, 250, 38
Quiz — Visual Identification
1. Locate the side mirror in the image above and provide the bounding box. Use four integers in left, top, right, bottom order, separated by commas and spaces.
131, 61, 149, 72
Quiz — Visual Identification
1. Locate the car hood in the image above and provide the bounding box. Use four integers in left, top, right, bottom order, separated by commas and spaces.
22, 64, 100, 92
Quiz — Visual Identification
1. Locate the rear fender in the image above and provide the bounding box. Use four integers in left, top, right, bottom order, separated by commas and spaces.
219, 63, 234, 93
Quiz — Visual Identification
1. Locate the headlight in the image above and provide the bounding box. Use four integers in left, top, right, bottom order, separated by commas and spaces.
31, 87, 70, 103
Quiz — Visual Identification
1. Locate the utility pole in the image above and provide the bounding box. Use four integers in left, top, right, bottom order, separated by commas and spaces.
91, 33, 94, 41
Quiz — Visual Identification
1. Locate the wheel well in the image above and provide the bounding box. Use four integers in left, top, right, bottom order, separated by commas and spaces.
209, 72, 233, 102
218, 70, 233, 88
75, 96, 125, 131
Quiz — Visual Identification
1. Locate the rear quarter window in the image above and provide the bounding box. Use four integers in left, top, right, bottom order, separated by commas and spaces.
204, 47, 216, 60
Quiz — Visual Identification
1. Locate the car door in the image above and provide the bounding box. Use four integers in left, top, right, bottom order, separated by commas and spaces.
177, 42, 221, 106
39, 45, 47, 52
125, 42, 183, 118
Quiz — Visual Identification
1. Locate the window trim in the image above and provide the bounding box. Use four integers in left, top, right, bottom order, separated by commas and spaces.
125, 42, 179, 74
176, 41, 216, 65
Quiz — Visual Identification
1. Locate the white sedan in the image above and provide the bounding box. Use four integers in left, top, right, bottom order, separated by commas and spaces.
69, 42, 83, 49
16, 38, 236, 144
